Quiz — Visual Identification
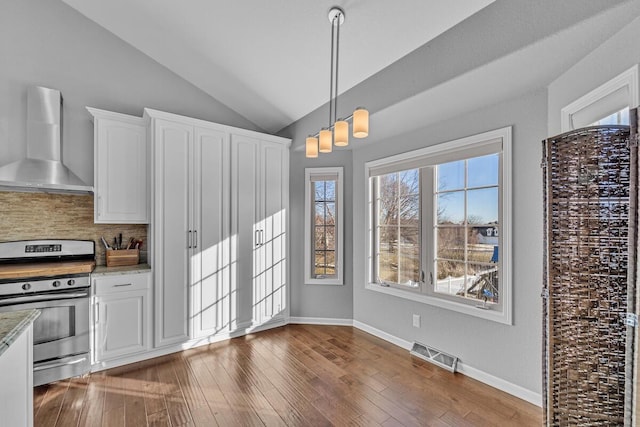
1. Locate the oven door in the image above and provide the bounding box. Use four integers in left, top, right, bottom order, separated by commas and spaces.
0, 288, 90, 363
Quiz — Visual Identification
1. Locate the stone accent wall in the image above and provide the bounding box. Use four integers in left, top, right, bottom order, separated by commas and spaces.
0, 192, 147, 266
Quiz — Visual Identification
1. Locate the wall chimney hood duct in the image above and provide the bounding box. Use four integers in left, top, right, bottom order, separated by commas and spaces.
0, 86, 93, 194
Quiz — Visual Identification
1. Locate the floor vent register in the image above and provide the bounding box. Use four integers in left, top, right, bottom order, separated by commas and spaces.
410, 342, 458, 373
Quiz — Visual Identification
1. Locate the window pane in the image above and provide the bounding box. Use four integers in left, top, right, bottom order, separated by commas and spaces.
314, 251, 326, 276
325, 251, 336, 275
315, 202, 325, 225
468, 226, 499, 262
314, 181, 325, 201
467, 187, 498, 224
468, 154, 499, 188
437, 191, 464, 225
378, 174, 398, 225
437, 160, 464, 191
399, 169, 420, 196
377, 225, 398, 283
399, 226, 420, 285
400, 194, 419, 224
314, 226, 325, 250
466, 262, 499, 303
325, 180, 336, 201
325, 225, 335, 250
435, 260, 466, 295
436, 226, 465, 261
325, 202, 336, 225
467, 239, 496, 264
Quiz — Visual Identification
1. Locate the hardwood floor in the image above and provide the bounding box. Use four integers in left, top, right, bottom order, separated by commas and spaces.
34, 325, 542, 426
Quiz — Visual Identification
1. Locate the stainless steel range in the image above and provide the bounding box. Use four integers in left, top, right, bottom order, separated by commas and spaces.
0, 240, 95, 386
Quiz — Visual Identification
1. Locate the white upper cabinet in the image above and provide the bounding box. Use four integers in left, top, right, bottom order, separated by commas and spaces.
88, 108, 148, 224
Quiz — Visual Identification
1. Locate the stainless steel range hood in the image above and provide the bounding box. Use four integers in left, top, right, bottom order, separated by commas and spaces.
0, 86, 93, 194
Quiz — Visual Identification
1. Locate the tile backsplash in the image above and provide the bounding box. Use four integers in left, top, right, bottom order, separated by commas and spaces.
0, 192, 147, 266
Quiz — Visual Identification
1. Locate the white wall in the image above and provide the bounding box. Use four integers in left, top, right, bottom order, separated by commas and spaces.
352, 89, 546, 398
548, 14, 640, 135
0, 0, 259, 186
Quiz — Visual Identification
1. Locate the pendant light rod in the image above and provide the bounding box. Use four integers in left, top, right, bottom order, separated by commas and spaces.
329, 7, 343, 127
306, 6, 369, 158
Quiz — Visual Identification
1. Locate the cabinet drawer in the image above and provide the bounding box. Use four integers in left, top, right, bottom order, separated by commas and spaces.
94, 272, 150, 295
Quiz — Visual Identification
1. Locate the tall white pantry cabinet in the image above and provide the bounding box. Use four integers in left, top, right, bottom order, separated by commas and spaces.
145, 109, 290, 349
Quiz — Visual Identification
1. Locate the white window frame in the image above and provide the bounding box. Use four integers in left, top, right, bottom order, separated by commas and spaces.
365, 127, 512, 324
304, 167, 344, 285
561, 65, 638, 132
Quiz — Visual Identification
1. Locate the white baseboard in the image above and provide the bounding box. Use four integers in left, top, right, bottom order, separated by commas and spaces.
91, 318, 287, 373
456, 362, 542, 407
352, 320, 542, 408
288, 316, 353, 326
352, 320, 413, 350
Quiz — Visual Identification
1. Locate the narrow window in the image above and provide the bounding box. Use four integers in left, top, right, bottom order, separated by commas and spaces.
304, 167, 344, 285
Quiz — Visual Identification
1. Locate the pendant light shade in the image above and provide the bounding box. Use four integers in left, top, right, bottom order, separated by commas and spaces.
334, 119, 349, 146
353, 107, 369, 138
305, 136, 319, 158
319, 128, 333, 153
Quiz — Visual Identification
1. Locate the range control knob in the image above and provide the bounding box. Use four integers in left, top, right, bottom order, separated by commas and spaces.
67, 279, 75, 286
22, 283, 31, 291
52, 280, 61, 288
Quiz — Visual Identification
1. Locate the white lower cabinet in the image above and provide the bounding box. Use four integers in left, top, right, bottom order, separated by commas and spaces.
93, 272, 151, 366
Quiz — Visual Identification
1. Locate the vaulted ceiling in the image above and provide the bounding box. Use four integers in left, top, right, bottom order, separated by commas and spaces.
60, 0, 494, 133
61, 0, 640, 144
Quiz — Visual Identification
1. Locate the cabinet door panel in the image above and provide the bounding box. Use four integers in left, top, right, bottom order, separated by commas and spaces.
154, 120, 191, 347
95, 118, 147, 223
230, 135, 260, 328
98, 292, 146, 360
192, 127, 230, 338
261, 143, 288, 320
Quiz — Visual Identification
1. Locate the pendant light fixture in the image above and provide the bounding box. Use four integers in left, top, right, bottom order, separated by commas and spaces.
306, 6, 369, 158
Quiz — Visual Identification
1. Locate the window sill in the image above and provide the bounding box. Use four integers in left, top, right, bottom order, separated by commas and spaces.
365, 282, 512, 325
305, 279, 344, 286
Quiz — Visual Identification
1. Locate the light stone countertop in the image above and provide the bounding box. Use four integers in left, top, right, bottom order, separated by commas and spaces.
92, 264, 151, 277
0, 309, 40, 357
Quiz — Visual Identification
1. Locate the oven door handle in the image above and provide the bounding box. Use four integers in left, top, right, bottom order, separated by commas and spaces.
33, 356, 88, 372
0, 291, 89, 306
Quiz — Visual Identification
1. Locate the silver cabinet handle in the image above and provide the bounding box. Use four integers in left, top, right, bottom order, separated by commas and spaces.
94, 301, 99, 324
97, 196, 102, 218
187, 230, 192, 249
194, 230, 198, 248
255, 230, 260, 247
260, 229, 265, 245
114, 283, 132, 287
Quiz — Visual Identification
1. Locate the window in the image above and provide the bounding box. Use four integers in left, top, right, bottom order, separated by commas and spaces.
561, 65, 638, 131
366, 127, 512, 324
590, 107, 629, 126
374, 169, 421, 287
434, 155, 499, 303
304, 167, 344, 285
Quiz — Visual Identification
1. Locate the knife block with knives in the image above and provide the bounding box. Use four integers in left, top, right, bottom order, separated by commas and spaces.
102, 234, 142, 267
106, 249, 140, 267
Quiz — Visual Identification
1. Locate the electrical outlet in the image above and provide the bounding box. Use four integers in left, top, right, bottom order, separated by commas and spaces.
413, 314, 421, 328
